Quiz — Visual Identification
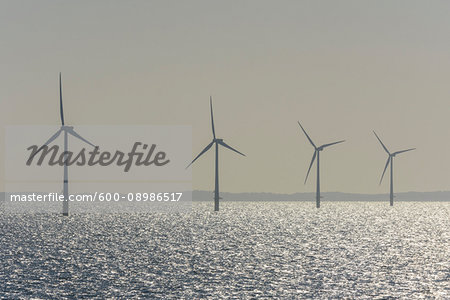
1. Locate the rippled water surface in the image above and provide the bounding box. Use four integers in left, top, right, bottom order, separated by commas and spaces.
1, 202, 449, 299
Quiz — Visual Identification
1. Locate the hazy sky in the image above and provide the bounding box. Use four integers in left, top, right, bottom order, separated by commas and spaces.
1, 1, 450, 194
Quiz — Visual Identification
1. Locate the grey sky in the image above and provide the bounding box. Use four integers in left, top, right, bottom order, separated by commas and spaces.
1, 1, 450, 194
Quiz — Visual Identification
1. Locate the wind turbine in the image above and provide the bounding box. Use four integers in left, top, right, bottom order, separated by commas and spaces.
373, 131, 415, 206
187, 97, 245, 211
31, 73, 95, 216
298, 122, 345, 208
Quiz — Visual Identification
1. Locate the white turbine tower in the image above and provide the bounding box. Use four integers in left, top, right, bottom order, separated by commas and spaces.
31, 73, 95, 216
298, 122, 345, 208
187, 97, 245, 211
373, 131, 415, 206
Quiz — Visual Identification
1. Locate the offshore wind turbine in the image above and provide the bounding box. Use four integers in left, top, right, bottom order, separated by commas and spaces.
373, 131, 415, 206
31, 73, 95, 216
298, 122, 345, 208
187, 97, 245, 211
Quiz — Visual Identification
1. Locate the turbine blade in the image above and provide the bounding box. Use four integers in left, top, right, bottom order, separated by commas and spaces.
304, 151, 316, 184
68, 128, 96, 147
210, 96, 216, 139
186, 141, 214, 169
31, 129, 63, 158
59, 73, 65, 126
393, 148, 416, 155
380, 156, 391, 185
217, 140, 245, 156
373, 131, 390, 154
297, 121, 316, 148
320, 140, 345, 149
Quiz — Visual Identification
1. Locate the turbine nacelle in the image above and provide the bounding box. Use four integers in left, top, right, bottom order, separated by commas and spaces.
297, 121, 345, 184
31, 74, 96, 158
186, 98, 245, 170
373, 131, 415, 185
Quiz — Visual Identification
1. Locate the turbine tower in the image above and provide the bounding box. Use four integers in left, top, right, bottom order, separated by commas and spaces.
31, 73, 95, 216
187, 97, 245, 211
298, 122, 345, 208
373, 131, 415, 206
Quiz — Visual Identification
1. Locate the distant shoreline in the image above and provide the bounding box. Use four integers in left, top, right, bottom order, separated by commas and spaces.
191, 190, 450, 202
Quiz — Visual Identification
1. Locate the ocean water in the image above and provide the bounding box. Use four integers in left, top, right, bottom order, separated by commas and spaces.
0, 202, 448, 299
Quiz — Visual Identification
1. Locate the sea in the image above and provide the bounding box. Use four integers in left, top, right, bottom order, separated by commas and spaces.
0, 202, 448, 299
